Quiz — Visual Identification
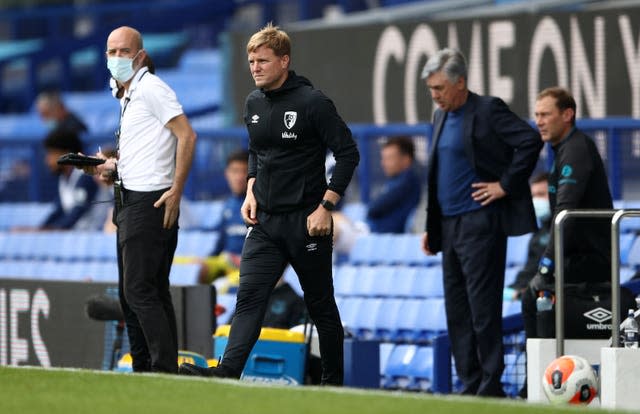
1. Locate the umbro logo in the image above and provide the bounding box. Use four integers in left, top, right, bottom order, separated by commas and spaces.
305, 243, 317, 252
251, 114, 259, 124
583, 307, 612, 323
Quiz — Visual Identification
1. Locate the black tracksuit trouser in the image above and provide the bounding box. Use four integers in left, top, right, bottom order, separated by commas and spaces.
219, 206, 344, 385
116, 187, 179, 373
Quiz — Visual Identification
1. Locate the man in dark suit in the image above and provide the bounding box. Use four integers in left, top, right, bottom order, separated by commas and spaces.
420, 48, 542, 397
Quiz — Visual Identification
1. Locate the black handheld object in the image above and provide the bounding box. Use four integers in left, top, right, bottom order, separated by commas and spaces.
85, 294, 124, 321
57, 153, 106, 167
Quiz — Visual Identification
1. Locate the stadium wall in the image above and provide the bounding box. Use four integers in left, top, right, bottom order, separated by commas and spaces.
0, 280, 213, 369
227, 4, 640, 124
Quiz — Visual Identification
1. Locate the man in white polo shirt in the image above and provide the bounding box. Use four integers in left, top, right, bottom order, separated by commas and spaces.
89, 26, 196, 373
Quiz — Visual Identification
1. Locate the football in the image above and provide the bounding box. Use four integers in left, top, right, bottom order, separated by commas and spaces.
542, 355, 598, 405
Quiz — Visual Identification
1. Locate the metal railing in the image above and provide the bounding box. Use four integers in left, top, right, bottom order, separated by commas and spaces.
553, 208, 640, 356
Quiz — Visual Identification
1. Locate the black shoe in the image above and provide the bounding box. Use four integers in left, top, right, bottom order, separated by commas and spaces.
178, 363, 237, 378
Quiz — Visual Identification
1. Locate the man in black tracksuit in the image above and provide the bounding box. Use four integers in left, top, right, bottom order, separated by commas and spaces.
179, 24, 359, 385
523, 86, 613, 339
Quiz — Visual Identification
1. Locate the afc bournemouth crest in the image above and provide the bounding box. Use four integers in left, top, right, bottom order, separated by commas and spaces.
284, 111, 297, 129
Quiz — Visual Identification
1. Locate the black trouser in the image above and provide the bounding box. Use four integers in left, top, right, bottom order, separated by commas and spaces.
219, 206, 344, 385
441, 208, 506, 397
116, 187, 179, 373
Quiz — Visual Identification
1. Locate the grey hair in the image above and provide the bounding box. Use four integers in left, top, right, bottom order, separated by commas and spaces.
421, 48, 467, 83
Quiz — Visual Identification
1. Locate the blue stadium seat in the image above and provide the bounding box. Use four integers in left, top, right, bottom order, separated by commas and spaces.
3, 233, 37, 259
506, 234, 532, 267
626, 236, 640, 267
89, 262, 119, 283
502, 300, 521, 317
333, 264, 358, 297
411, 266, 444, 298
337, 296, 364, 335
620, 266, 636, 284
29, 232, 56, 260
352, 298, 384, 340
382, 233, 442, 266
282, 265, 304, 297
170, 263, 201, 285
349, 265, 378, 297
620, 217, 640, 234
504, 266, 520, 287
413, 298, 447, 341
382, 344, 418, 389
341, 202, 367, 224
175, 231, 219, 257
380, 234, 412, 265
182, 200, 224, 230
386, 265, 419, 297
407, 346, 434, 391
348, 233, 393, 265
216, 293, 237, 326
178, 49, 221, 72
393, 298, 423, 342
619, 232, 636, 266
501, 352, 526, 396
374, 298, 404, 342
366, 265, 396, 297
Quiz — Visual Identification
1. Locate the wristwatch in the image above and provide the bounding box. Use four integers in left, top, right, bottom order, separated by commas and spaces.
320, 199, 335, 211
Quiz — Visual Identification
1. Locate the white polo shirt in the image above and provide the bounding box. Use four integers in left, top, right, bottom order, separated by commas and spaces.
117, 67, 183, 191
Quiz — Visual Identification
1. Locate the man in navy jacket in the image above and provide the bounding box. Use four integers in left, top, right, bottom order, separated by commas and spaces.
421, 48, 542, 397
366, 136, 421, 233
41, 129, 98, 230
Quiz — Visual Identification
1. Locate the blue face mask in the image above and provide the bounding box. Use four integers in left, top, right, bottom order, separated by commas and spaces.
533, 197, 551, 222
107, 50, 141, 83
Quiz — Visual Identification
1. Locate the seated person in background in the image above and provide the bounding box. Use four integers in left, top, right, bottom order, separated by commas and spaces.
506, 173, 551, 299
366, 136, 421, 233
39, 129, 99, 230
36, 90, 88, 135
175, 150, 249, 293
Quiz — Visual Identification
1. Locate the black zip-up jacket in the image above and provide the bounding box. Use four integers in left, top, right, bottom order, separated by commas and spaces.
543, 128, 613, 283
243, 71, 359, 213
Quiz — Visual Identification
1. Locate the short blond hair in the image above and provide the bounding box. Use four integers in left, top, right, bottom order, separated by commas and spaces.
246, 23, 291, 58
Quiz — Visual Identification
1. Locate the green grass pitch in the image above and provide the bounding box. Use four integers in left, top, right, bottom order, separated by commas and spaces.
0, 366, 627, 414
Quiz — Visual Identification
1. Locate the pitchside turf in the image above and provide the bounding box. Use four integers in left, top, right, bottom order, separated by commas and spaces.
0, 366, 627, 414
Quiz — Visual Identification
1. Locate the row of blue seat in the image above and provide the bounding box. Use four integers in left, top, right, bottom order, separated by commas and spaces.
348, 233, 534, 267
336, 295, 523, 344
0, 230, 219, 261
0, 201, 226, 231
337, 296, 447, 343
381, 344, 525, 394
0, 259, 202, 285
0, 203, 54, 230
382, 344, 433, 390
334, 264, 444, 298
347, 231, 640, 267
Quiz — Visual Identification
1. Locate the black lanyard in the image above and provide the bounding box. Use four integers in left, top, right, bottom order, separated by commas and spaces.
114, 96, 130, 159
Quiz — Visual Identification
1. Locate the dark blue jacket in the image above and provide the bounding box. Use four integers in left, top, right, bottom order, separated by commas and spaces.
211, 194, 247, 256
42, 172, 98, 229
425, 92, 542, 252
367, 167, 421, 233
